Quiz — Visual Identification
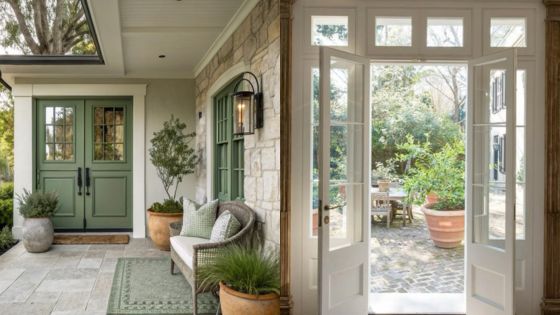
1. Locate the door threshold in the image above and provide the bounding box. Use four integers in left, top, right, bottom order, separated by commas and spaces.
369, 293, 465, 315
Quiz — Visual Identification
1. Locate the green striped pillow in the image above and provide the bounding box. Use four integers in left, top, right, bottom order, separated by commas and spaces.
210, 210, 241, 242
180, 199, 219, 239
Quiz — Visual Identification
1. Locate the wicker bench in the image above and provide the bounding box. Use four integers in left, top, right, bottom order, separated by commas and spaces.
169, 201, 256, 315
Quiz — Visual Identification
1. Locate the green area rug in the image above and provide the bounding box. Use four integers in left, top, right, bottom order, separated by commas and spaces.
108, 257, 218, 315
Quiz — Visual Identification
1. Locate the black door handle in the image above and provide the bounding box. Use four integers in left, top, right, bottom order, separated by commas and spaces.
77, 167, 82, 196
85, 167, 91, 196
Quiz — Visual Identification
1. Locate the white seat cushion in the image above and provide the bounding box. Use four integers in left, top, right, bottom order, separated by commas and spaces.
170, 236, 212, 269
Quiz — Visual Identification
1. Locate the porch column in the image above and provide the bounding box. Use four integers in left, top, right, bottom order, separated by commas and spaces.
11, 84, 33, 239
543, 1, 560, 314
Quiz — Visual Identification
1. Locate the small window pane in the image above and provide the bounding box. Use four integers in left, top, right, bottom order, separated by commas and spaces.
45, 126, 54, 143
55, 144, 65, 161
311, 16, 349, 46
64, 144, 74, 160
65, 107, 74, 124
54, 107, 65, 124
45, 108, 54, 125
105, 126, 115, 143
55, 125, 65, 143
115, 125, 124, 143
65, 126, 73, 143
46, 144, 55, 160
94, 108, 104, 125
114, 144, 124, 161
490, 18, 526, 47
375, 17, 412, 47
115, 108, 124, 124
105, 109, 114, 124
94, 144, 103, 160
427, 17, 464, 47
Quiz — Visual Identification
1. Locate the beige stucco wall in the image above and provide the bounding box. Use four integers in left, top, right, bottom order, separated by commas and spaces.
194, 0, 280, 251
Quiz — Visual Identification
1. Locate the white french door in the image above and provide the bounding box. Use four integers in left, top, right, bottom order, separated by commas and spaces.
318, 47, 371, 314
466, 49, 517, 315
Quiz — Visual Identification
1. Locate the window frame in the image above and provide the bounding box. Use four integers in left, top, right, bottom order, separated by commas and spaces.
304, 8, 356, 54
483, 8, 536, 56
367, 8, 420, 57
421, 9, 473, 57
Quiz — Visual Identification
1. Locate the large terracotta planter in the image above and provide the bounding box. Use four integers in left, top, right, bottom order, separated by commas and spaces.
377, 179, 391, 192
22, 217, 53, 253
421, 204, 464, 249
425, 192, 439, 204
219, 282, 280, 315
147, 210, 182, 251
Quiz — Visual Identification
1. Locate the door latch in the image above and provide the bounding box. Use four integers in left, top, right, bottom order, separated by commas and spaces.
77, 167, 83, 196
85, 168, 91, 196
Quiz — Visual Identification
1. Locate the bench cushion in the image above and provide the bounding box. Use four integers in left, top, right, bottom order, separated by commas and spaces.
170, 236, 212, 269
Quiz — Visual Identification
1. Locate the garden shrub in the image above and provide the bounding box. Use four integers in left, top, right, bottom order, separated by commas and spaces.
0, 226, 14, 251
0, 182, 13, 228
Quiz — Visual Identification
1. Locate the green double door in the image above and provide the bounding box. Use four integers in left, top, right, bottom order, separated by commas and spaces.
36, 99, 132, 231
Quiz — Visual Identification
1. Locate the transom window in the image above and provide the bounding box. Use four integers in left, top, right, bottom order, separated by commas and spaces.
311, 15, 349, 46
45, 106, 74, 161
375, 16, 412, 47
490, 17, 526, 47
94, 107, 125, 161
427, 17, 464, 47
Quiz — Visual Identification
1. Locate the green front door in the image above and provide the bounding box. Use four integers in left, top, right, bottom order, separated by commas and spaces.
37, 99, 132, 231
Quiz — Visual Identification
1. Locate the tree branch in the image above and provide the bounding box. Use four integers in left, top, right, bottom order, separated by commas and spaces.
6, 0, 40, 53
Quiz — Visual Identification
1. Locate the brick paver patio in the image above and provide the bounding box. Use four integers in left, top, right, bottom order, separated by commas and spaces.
370, 207, 464, 294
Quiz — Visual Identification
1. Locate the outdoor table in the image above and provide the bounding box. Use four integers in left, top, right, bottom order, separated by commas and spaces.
371, 187, 410, 226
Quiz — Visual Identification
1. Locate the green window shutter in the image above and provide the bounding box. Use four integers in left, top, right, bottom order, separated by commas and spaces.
214, 78, 244, 201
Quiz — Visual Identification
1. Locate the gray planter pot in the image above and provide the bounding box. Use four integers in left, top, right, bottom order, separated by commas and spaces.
22, 217, 54, 253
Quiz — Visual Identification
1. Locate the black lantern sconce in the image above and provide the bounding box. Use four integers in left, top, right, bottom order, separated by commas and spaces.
231, 72, 263, 135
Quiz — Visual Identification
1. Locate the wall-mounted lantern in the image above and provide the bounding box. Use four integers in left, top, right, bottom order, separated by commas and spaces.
231, 72, 263, 135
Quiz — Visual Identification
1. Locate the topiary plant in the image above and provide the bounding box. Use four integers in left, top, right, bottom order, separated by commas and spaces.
17, 189, 59, 218
149, 116, 197, 213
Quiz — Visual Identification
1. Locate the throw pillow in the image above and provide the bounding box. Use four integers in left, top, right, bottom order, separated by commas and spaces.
180, 199, 219, 238
210, 210, 242, 242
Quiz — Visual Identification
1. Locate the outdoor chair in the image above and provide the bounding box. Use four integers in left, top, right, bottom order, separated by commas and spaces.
169, 201, 256, 315
371, 192, 393, 228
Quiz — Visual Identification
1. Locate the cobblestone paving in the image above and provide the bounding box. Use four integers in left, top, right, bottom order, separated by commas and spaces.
370, 207, 464, 293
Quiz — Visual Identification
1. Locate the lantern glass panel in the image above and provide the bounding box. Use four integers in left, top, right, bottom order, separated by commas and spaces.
233, 92, 255, 135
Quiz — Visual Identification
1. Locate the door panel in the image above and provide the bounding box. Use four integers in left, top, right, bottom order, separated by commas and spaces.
85, 99, 132, 229
467, 49, 516, 315
37, 100, 85, 230
319, 47, 370, 315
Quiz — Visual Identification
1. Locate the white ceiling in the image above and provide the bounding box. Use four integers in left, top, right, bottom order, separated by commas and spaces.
1, 0, 247, 83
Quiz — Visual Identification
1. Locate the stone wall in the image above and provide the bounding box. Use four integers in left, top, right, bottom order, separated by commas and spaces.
194, 0, 280, 251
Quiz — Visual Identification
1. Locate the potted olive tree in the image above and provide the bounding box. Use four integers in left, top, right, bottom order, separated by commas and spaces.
403, 140, 465, 248
199, 245, 280, 315
148, 116, 197, 250
372, 161, 396, 192
17, 189, 59, 253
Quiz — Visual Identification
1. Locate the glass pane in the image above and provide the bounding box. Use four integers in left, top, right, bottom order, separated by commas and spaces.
94, 108, 104, 125
375, 17, 412, 46
115, 125, 124, 143
105, 126, 115, 143
45, 126, 54, 143
95, 126, 104, 143
94, 144, 103, 160
427, 17, 464, 47
45, 107, 54, 125
311, 16, 349, 46
472, 125, 507, 249
45, 144, 55, 160
64, 144, 74, 160
330, 57, 365, 123
104, 108, 114, 124
114, 144, 124, 161
55, 144, 65, 161
54, 107, 65, 125
516, 127, 525, 240
473, 68, 508, 125
104, 144, 114, 160
65, 126, 73, 143
54, 125, 65, 143
65, 107, 74, 125
516, 70, 526, 126
330, 125, 364, 183
329, 183, 363, 251
115, 108, 124, 124
490, 18, 526, 47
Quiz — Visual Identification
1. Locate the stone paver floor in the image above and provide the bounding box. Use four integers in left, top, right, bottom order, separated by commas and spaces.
370, 206, 464, 294
0, 237, 168, 315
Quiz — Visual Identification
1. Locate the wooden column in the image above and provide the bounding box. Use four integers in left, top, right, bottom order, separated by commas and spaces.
543, 1, 560, 314
280, 0, 293, 314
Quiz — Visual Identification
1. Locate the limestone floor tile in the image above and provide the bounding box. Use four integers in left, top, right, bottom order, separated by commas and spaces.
85, 295, 109, 313
90, 272, 113, 299
77, 257, 103, 269
0, 268, 49, 303
50, 245, 90, 252
45, 268, 98, 280
2, 302, 55, 315
89, 244, 125, 251
104, 250, 125, 258
35, 278, 96, 293
83, 251, 106, 259
26, 290, 62, 304
53, 292, 89, 312
99, 258, 118, 273
52, 256, 81, 269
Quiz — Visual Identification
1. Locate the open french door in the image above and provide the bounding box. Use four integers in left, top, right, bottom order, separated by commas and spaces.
318, 47, 371, 314
466, 49, 517, 315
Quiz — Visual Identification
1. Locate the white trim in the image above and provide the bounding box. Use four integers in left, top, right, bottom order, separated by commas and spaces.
204, 62, 250, 201
12, 84, 147, 239
193, 0, 259, 77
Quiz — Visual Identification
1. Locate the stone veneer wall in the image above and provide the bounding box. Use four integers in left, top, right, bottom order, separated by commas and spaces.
194, 0, 280, 251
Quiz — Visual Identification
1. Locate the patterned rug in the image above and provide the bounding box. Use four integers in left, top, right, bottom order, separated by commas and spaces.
108, 257, 219, 314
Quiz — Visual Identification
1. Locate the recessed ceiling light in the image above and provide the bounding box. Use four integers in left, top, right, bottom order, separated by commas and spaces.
158, 54, 166, 59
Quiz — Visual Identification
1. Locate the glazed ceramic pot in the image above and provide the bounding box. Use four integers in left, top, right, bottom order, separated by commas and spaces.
22, 217, 53, 253
219, 282, 280, 315
147, 210, 183, 251
421, 204, 464, 249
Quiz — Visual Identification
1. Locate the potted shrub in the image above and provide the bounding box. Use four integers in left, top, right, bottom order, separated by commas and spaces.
403, 140, 465, 248
199, 245, 280, 315
148, 116, 198, 250
17, 189, 58, 253
372, 161, 396, 192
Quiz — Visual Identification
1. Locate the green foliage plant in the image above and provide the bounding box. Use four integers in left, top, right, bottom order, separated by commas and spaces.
372, 161, 397, 182
17, 189, 59, 218
0, 226, 14, 251
399, 136, 465, 210
0, 182, 13, 228
198, 245, 280, 296
150, 198, 183, 213
149, 116, 197, 212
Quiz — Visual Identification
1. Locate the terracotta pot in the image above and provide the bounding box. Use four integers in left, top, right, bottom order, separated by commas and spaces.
219, 282, 280, 315
421, 204, 464, 249
425, 192, 439, 204
147, 210, 183, 251
377, 179, 391, 192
